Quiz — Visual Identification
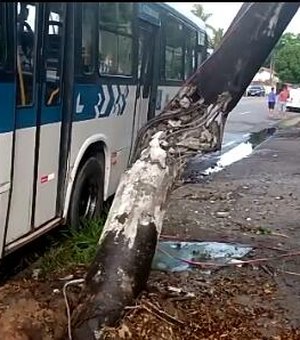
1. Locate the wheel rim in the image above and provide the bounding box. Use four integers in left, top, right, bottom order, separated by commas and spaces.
79, 176, 99, 221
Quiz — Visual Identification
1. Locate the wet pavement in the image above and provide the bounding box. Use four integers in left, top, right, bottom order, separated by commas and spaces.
183, 96, 300, 184
152, 241, 252, 272
222, 96, 298, 148
184, 127, 277, 183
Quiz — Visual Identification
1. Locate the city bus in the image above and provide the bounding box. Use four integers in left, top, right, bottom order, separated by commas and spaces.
0, 2, 207, 258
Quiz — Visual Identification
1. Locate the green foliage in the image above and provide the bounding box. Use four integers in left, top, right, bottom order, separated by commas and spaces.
274, 33, 300, 84
191, 4, 214, 37
191, 4, 224, 51
191, 4, 212, 22
37, 218, 105, 274
211, 28, 224, 50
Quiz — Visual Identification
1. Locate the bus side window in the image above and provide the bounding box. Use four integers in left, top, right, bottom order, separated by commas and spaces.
98, 3, 133, 76
165, 17, 184, 81
82, 4, 96, 75
197, 51, 203, 69
0, 4, 6, 66
44, 4, 64, 106
184, 29, 196, 80
16, 2, 36, 106
196, 31, 207, 68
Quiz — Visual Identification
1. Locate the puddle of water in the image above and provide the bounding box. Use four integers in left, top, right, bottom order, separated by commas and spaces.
221, 132, 249, 151
184, 127, 276, 182
152, 241, 252, 273
248, 127, 276, 147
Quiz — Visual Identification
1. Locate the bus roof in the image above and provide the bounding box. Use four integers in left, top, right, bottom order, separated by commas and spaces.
157, 3, 206, 32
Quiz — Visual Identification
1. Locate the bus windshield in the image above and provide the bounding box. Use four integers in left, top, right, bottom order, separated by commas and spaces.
0, 4, 5, 65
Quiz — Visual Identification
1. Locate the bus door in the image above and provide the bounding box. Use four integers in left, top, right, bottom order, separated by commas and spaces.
33, 4, 66, 228
133, 20, 158, 141
0, 3, 15, 254
6, 3, 66, 244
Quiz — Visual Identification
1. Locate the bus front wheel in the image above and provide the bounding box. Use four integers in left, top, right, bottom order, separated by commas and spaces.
69, 154, 104, 229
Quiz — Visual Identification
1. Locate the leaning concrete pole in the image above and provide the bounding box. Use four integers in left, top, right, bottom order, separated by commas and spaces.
71, 3, 299, 339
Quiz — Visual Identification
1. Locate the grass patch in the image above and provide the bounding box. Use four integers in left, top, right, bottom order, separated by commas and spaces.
37, 218, 105, 275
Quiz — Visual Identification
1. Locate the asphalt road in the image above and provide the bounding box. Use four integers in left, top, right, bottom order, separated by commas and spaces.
223, 96, 278, 149
186, 95, 300, 177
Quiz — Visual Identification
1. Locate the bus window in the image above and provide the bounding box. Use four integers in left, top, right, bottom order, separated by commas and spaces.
197, 51, 203, 68
197, 31, 206, 46
82, 4, 96, 75
0, 4, 6, 66
44, 4, 64, 106
165, 17, 184, 81
196, 31, 207, 68
98, 3, 133, 76
16, 2, 36, 106
185, 29, 196, 79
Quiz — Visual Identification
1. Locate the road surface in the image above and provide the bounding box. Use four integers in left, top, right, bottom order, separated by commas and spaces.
186, 96, 299, 177
223, 96, 274, 149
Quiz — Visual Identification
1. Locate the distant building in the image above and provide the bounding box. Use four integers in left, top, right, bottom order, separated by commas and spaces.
251, 67, 279, 94
252, 67, 279, 85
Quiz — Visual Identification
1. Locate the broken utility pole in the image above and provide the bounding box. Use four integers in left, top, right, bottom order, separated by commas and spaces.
71, 3, 299, 339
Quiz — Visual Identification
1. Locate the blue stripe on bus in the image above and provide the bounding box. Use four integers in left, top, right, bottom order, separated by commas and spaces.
105, 85, 115, 116
0, 83, 15, 134
73, 83, 130, 122
97, 85, 105, 114
0, 83, 130, 133
73, 84, 102, 121
40, 102, 62, 125
15, 106, 37, 130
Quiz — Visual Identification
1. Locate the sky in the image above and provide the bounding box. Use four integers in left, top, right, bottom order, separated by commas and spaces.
166, 2, 300, 36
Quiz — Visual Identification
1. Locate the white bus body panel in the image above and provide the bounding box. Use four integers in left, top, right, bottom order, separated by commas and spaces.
0, 132, 13, 254
34, 122, 61, 227
69, 118, 131, 198
6, 128, 36, 244
63, 85, 137, 219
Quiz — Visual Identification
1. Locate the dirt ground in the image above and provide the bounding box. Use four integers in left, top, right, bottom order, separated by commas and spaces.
0, 122, 300, 339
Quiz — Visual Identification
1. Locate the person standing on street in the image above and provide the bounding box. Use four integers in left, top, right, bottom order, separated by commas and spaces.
278, 85, 289, 117
267, 87, 276, 118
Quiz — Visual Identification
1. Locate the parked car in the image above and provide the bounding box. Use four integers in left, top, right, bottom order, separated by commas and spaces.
246, 85, 265, 97
286, 88, 300, 112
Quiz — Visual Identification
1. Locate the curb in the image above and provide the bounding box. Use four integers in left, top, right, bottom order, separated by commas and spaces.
278, 115, 300, 128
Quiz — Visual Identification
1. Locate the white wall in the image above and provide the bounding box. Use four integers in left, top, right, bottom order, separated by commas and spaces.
253, 70, 279, 83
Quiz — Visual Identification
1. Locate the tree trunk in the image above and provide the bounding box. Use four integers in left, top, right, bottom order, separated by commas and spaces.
70, 3, 299, 339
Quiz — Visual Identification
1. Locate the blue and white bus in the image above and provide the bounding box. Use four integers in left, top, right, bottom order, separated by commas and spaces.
0, 2, 207, 257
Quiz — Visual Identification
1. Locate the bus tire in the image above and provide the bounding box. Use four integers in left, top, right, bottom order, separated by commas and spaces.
69, 154, 104, 229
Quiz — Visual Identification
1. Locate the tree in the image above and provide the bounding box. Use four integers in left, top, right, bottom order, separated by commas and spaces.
264, 33, 300, 84
191, 4, 214, 49
191, 4, 225, 51
264, 33, 300, 72
277, 33, 300, 50
70, 3, 300, 339
211, 28, 224, 50
191, 4, 213, 23
275, 39, 300, 83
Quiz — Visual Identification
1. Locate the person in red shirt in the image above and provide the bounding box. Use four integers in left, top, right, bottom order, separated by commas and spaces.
278, 85, 289, 116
